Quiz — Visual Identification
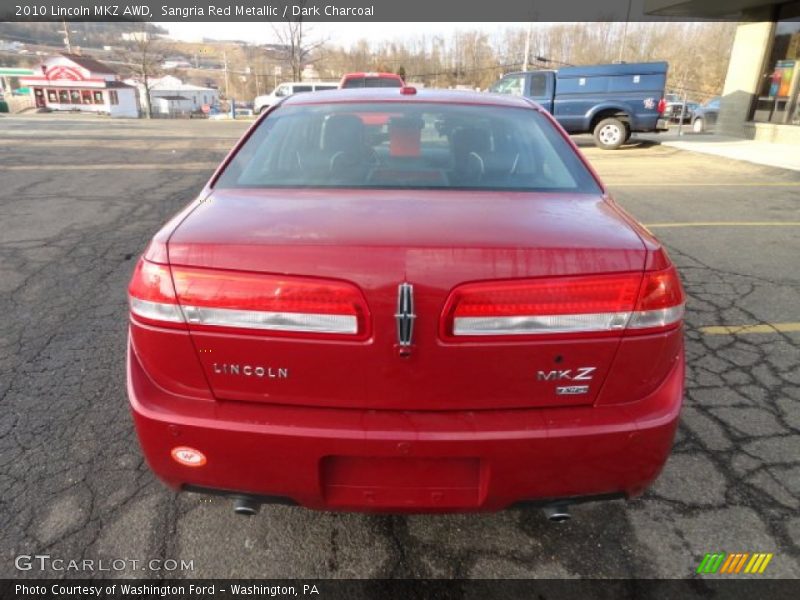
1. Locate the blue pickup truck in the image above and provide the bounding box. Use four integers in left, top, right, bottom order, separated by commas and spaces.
489, 62, 670, 149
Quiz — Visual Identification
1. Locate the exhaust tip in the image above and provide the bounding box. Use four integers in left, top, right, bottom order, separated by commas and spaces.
232, 496, 260, 516
543, 504, 571, 523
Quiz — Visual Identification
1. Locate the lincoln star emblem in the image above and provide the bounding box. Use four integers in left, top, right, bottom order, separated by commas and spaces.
395, 283, 416, 355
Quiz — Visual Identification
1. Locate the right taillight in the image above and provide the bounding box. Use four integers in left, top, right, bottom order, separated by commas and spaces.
626, 266, 685, 332
442, 267, 684, 339
128, 258, 370, 338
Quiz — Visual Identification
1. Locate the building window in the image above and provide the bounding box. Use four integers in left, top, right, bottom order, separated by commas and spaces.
58, 89, 69, 103
70, 89, 81, 104
109, 90, 119, 105
93, 91, 104, 104
751, 2, 800, 125
47, 89, 57, 103
82, 90, 93, 104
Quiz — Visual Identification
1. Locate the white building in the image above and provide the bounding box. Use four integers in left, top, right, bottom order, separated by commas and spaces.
19, 53, 138, 118
125, 75, 219, 116
152, 95, 194, 116
0, 40, 24, 53
121, 32, 151, 43
301, 64, 321, 81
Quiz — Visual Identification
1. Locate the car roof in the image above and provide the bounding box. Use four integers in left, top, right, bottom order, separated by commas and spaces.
282, 87, 537, 109
276, 81, 339, 86
340, 72, 402, 79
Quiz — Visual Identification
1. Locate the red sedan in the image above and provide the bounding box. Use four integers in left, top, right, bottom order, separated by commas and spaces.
127, 88, 685, 518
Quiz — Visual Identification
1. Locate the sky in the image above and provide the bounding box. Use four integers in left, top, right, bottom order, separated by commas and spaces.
159, 22, 518, 47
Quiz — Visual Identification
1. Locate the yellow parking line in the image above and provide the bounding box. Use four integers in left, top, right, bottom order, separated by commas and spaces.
700, 323, 800, 335
646, 221, 800, 228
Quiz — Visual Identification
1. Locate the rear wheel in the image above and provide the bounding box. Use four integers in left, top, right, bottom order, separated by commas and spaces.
593, 118, 627, 150
692, 117, 705, 133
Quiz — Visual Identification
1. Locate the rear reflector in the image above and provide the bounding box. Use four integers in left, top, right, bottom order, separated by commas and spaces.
627, 305, 685, 330
445, 268, 684, 337
171, 446, 207, 467
128, 259, 368, 336
129, 297, 184, 324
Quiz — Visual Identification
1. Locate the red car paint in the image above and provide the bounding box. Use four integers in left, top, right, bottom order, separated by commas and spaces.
127, 89, 685, 513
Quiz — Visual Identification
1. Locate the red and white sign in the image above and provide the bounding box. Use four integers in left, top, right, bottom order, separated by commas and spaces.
170, 446, 207, 467
45, 65, 86, 81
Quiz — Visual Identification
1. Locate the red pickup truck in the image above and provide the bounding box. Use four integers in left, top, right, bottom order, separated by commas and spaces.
339, 72, 404, 88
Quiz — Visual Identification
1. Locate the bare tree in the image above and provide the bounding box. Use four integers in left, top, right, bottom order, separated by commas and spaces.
315, 22, 736, 95
271, 2, 325, 82
127, 25, 164, 118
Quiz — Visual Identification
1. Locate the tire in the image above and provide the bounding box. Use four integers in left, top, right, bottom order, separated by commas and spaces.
593, 117, 627, 150
623, 124, 632, 143
692, 117, 705, 133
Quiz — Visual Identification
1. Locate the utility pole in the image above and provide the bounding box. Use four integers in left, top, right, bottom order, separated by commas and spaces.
223, 51, 230, 98
618, 0, 633, 62
523, 22, 532, 71
62, 19, 72, 53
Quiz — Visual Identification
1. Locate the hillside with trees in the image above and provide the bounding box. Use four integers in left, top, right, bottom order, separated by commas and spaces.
1, 21, 737, 104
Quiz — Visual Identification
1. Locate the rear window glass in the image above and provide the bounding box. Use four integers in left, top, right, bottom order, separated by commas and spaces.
215, 102, 600, 193
342, 77, 403, 88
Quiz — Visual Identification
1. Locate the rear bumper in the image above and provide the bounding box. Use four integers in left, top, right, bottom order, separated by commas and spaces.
127, 341, 683, 513
655, 118, 670, 131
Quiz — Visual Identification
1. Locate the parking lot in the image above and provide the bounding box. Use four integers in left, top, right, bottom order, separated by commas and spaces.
0, 114, 798, 579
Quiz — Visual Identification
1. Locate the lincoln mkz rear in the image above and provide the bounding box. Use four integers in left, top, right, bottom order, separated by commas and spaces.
127, 88, 685, 517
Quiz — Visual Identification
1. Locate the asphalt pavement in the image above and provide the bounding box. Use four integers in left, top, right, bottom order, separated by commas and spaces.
1, 115, 798, 579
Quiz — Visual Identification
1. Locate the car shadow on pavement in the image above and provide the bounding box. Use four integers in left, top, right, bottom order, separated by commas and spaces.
572, 137, 661, 150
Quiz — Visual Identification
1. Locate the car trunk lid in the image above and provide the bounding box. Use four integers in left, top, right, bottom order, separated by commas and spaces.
167, 188, 646, 410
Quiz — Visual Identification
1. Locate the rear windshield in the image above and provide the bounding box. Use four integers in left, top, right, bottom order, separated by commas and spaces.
215, 102, 601, 193
342, 77, 403, 88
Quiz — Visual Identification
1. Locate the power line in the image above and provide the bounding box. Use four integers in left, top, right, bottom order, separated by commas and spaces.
409, 61, 521, 80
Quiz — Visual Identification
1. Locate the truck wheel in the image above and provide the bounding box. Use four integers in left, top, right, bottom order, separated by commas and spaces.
594, 118, 627, 150
692, 117, 705, 133
623, 124, 632, 143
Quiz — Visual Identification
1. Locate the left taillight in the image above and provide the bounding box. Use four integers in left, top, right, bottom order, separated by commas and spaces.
657, 98, 667, 114
442, 268, 684, 339
129, 259, 370, 338
128, 259, 185, 327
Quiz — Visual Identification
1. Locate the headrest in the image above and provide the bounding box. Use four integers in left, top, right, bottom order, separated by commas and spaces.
451, 127, 491, 158
322, 114, 365, 153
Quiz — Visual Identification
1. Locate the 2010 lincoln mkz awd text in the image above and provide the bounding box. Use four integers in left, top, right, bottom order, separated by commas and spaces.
127, 87, 685, 516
